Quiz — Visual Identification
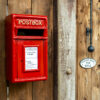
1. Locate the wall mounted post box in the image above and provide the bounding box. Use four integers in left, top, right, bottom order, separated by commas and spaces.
5, 14, 48, 83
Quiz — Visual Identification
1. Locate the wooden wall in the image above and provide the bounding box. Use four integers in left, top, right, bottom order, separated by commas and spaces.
0, 0, 77, 99
3, 0, 100, 100
0, 0, 7, 100
58, 0, 76, 100
77, 0, 100, 100
0, 0, 55, 100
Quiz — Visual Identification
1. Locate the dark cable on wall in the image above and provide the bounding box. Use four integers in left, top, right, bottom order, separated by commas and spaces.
87, 0, 94, 52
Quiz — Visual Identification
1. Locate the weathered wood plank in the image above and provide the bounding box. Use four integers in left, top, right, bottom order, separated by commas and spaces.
92, 0, 100, 100
77, 0, 92, 100
0, 0, 7, 100
9, 83, 32, 100
58, 0, 76, 100
8, 0, 31, 14
32, 0, 53, 100
7, 0, 32, 100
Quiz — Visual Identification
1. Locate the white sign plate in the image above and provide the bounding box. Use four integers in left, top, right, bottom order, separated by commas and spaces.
25, 47, 38, 70
80, 58, 96, 68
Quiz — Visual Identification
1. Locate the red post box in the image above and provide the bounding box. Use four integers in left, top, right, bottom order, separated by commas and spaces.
5, 14, 48, 83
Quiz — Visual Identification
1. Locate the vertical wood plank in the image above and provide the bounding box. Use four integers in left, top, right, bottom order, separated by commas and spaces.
58, 0, 76, 100
7, 0, 32, 100
32, 0, 53, 100
77, 0, 92, 100
0, 0, 7, 100
8, 0, 31, 14
9, 83, 32, 100
92, 0, 100, 100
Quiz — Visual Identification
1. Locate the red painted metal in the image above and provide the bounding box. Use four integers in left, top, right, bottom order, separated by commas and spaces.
5, 14, 48, 83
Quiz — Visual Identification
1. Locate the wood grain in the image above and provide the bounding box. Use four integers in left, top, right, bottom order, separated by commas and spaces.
0, 0, 7, 100
77, 0, 92, 100
77, 0, 100, 99
92, 0, 100, 99
8, 0, 31, 14
58, 0, 76, 100
7, 0, 32, 100
9, 83, 32, 100
32, 0, 53, 100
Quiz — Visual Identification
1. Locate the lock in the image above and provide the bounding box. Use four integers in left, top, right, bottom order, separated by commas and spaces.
5, 14, 48, 83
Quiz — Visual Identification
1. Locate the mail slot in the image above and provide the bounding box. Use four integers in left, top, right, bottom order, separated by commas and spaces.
5, 14, 48, 83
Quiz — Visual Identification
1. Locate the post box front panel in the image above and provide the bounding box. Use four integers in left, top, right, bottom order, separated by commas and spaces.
17, 40, 47, 80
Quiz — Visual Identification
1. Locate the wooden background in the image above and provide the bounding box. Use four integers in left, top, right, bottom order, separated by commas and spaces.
0, 0, 54, 100
0, 0, 76, 100
1, 0, 100, 100
77, 0, 100, 100
58, 0, 76, 100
